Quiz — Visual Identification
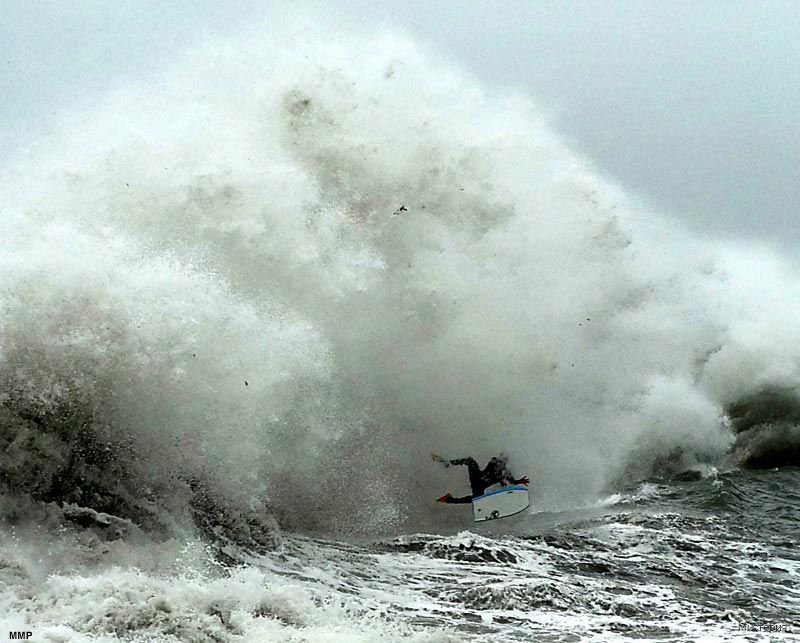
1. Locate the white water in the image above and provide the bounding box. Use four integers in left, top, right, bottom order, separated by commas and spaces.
1, 15, 800, 641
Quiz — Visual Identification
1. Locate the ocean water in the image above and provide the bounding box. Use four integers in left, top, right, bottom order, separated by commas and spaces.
1, 18, 798, 642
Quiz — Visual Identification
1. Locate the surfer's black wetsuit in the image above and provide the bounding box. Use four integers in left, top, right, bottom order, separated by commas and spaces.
444, 456, 522, 504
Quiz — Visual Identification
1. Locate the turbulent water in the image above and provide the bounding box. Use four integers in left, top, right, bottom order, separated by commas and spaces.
1, 16, 799, 642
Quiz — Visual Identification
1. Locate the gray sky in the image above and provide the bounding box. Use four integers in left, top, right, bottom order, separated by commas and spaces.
2, 1, 798, 251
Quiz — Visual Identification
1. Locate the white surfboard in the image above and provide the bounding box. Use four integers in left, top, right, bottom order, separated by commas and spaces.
472, 485, 530, 522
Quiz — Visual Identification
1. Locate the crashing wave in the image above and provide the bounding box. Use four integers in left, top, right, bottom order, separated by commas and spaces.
1, 17, 800, 547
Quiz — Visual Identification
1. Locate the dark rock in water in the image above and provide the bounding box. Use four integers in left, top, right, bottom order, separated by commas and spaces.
726, 387, 800, 468
0, 377, 281, 552
0, 397, 172, 536
726, 387, 800, 433
732, 422, 800, 469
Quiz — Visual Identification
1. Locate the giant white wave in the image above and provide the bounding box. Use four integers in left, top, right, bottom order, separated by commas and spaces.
1, 16, 799, 542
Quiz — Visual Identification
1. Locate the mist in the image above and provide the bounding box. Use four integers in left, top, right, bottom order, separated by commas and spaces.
3, 1, 799, 253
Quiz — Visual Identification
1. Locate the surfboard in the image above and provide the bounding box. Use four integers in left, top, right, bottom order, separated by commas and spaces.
472, 485, 530, 522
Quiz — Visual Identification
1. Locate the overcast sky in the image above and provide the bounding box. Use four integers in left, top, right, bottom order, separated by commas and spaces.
2, 1, 798, 252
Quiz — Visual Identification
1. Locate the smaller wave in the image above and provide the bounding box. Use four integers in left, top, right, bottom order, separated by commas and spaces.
377, 531, 521, 564
594, 481, 665, 508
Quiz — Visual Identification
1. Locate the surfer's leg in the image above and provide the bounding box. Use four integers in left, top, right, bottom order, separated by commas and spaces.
449, 457, 481, 485
444, 494, 473, 504
445, 457, 485, 497
449, 457, 480, 472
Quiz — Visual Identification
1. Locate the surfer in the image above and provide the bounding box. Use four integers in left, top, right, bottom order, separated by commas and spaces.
433, 454, 529, 503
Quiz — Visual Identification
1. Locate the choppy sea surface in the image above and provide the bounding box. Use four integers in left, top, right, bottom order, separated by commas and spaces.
2, 13, 800, 643
3, 470, 798, 641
